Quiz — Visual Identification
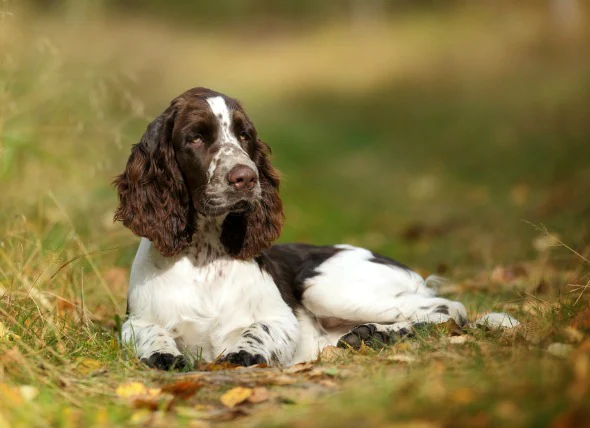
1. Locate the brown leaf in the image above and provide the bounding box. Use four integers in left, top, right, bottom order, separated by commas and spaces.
284, 362, 314, 374
220, 387, 253, 408
197, 361, 241, 371
247, 387, 270, 404
161, 380, 202, 400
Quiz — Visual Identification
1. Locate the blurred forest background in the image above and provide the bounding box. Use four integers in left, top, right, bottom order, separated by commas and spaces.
1, 0, 589, 426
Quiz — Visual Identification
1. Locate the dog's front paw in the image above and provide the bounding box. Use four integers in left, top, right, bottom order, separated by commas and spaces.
220, 350, 267, 367
142, 353, 189, 371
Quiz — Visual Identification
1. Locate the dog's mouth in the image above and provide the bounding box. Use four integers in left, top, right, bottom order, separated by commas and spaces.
228, 199, 255, 214
198, 196, 257, 217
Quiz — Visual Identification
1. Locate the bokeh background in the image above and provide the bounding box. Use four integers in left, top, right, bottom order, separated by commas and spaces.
1, 1, 590, 425
1, 0, 589, 310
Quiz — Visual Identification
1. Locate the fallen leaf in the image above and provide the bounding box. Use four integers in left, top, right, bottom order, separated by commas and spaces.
116, 382, 161, 399
247, 387, 270, 404
220, 387, 253, 408
161, 380, 202, 400
284, 362, 314, 374
75, 358, 104, 376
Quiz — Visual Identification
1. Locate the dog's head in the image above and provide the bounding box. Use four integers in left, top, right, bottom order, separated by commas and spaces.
114, 87, 283, 259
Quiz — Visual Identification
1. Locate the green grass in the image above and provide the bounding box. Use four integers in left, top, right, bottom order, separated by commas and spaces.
1, 3, 590, 427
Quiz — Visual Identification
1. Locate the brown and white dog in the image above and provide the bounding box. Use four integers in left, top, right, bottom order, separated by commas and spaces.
114, 87, 517, 370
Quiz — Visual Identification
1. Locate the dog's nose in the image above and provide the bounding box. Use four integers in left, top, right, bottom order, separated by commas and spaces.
227, 165, 258, 191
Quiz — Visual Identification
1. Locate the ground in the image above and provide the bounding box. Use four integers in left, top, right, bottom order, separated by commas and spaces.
1, 3, 589, 427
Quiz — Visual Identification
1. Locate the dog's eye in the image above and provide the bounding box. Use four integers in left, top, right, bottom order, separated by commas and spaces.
191, 135, 204, 146
239, 131, 250, 143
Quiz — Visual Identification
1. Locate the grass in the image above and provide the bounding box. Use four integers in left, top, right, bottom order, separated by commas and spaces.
1, 2, 590, 426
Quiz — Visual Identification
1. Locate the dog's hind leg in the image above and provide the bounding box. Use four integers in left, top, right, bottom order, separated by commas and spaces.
299, 245, 467, 327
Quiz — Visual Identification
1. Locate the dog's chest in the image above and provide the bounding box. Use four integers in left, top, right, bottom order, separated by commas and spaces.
131, 244, 281, 359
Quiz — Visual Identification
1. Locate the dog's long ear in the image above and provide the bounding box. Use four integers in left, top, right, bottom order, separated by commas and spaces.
221, 138, 284, 259
113, 103, 194, 257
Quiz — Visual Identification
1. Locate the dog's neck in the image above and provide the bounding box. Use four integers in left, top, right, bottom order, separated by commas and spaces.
187, 213, 230, 266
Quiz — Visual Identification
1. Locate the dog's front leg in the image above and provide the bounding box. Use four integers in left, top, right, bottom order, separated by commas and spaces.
221, 317, 299, 367
122, 317, 188, 370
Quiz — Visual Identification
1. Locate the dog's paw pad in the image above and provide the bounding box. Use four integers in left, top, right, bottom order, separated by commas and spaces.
142, 353, 189, 371
220, 350, 267, 367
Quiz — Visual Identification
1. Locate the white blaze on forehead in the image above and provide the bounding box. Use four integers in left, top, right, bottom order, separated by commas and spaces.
206, 96, 240, 147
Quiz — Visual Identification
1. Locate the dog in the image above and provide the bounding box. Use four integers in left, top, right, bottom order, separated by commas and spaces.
114, 87, 513, 370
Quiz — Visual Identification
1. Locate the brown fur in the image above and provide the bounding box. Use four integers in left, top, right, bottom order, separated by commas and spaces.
113, 103, 195, 257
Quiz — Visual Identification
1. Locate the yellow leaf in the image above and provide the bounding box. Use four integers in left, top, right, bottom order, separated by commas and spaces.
75, 358, 103, 375
220, 387, 253, 408
116, 382, 161, 399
